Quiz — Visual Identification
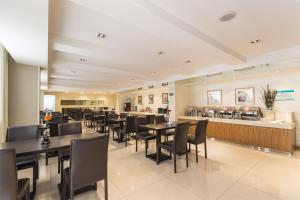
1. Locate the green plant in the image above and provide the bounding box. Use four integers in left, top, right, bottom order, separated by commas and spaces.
260, 85, 277, 110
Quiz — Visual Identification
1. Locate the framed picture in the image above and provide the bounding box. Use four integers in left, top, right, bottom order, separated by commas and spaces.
138, 96, 142, 105
235, 87, 255, 105
162, 93, 168, 104
207, 90, 222, 105
149, 94, 154, 104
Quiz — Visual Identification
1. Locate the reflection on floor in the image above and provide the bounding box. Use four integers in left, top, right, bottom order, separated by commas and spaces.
19, 126, 300, 200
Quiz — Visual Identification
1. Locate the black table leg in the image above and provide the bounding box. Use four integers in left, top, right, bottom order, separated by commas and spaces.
147, 129, 171, 162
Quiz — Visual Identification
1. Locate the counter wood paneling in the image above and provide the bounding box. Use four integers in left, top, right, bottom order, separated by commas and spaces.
178, 116, 296, 153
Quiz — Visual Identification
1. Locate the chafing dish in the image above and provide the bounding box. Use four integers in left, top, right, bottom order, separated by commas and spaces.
218, 106, 236, 119
185, 106, 198, 116
237, 106, 261, 121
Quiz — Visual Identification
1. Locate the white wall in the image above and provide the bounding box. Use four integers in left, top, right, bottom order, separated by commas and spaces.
181, 70, 300, 146
118, 86, 168, 112
8, 57, 40, 126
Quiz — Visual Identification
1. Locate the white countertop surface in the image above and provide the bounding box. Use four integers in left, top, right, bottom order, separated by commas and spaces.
124, 111, 163, 116
178, 116, 296, 129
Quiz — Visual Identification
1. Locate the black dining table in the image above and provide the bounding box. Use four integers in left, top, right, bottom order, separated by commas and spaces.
109, 118, 126, 142
139, 121, 184, 163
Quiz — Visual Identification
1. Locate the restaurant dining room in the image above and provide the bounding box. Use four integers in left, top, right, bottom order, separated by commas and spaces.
1, 0, 300, 199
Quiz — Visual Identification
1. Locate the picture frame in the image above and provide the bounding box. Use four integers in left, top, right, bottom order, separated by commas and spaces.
162, 93, 168, 104
149, 94, 154, 104
207, 90, 222, 105
235, 87, 255, 105
138, 96, 143, 105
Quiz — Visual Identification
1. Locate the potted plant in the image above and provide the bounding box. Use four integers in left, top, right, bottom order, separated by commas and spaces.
260, 85, 277, 120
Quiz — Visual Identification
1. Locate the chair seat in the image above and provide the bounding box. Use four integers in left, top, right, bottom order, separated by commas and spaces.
188, 135, 195, 143
162, 129, 175, 136
16, 154, 38, 169
58, 149, 70, 161
158, 140, 174, 150
46, 150, 59, 157
110, 124, 120, 130
17, 178, 29, 199
136, 131, 156, 140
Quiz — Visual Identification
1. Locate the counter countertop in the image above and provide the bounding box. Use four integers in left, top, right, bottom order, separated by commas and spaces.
178, 116, 296, 129
124, 111, 163, 116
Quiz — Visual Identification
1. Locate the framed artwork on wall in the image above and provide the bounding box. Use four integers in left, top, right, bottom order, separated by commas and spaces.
235, 87, 255, 105
207, 90, 222, 105
162, 93, 168, 104
149, 94, 154, 104
138, 96, 143, 105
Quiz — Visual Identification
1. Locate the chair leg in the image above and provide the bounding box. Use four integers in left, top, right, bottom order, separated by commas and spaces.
145, 140, 148, 157
61, 159, 64, 184
204, 140, 207, 158
45, 153, 48, 165
37, 158, 39, 179
58, 156, 60, 174
196, 144, 198, 162
188, 142, 191, 152
70, 190, 74, 200
94, 182, 97, 191
104, 178, 108, 200
26, 182, 30, 200
156, 146, 160, 165
32, 165, 37, 195
174, 153, 177, 173
186, 151, 189, 168
135, 138, 138, 152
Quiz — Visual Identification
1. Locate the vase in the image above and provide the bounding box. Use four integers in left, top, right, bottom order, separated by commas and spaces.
264, 109, 275, 120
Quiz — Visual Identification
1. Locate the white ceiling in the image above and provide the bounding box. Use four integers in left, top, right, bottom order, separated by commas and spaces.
0, 0, 48, 67
5, 0, 300, 92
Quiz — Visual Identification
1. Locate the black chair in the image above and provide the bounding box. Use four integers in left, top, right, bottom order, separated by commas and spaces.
6, 125, 39, 195
120, 113, 128, 118
62, 135, 109, 200
58, 122, 82, 184
117, 116, 136, 146
156, 123, 190, 173
45, 122, 60, 172
155, 115, 174, 141
146, 115, 155, 124
188, 120, 208, 162
135, 117, 156, 156
0, 149, 30, 200
107, 113, 120, 139
94, 116, 106, 134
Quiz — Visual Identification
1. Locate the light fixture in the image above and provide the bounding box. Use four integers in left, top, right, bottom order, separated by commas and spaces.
97, 32, 106, 38
151, 72, 156, 75
276, 70, 280, 73
71, 70, 77, 74
219, 11, 237, 22
80, 91, 84, 94
80, 58, 87, 62
185, 60, 191, 64
130, 78, 135, 81
250, 39, 261, 44
158, 51, 164, 55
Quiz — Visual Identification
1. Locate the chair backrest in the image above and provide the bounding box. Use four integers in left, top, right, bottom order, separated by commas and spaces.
125, 116, 136, 133
135, 117, 148, 133
48, 122, 59, 137
194, 120, 208, 144
61, 115, 69, 123
120, 113, 128, 118
6, 125, 39, 142
155, 115, 165, 124
174, 123, 190, 154
146, 115, 155, 124
70, 135, 109, 190
0, 149, 17, 200
58, 122, 82, 136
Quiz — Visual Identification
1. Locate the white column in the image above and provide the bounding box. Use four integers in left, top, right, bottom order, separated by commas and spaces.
0, 43, 8, 142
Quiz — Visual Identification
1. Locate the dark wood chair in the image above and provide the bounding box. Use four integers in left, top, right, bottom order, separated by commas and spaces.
117, 116, 136, 146
6, 125, 39, 195
146, 115, 155, 124
58, 122, 82, 184
155, 115, 174, 141
0, 148, 30, 200
45, 122, 60, 172
188, 120, 208, 162
156, 123, 190, 173
62, 135, 109, 200
107, 113, 121, 139
135, 117, 156, 156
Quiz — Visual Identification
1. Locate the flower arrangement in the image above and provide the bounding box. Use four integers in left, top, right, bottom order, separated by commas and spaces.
260, 85, 277, 110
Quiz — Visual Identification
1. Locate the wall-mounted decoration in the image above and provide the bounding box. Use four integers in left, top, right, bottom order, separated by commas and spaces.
207, 90, 222, 105
162, 93, 168, 104
138, 96, 143, 105
149, 94, 154, 104
235, 87, 255, 105
60, 100, 105, 106
275, 89, 295, 101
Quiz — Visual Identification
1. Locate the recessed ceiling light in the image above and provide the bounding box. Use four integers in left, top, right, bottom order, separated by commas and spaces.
250, 39, 261, 44
80, 58, 87, 62
130, 78, 135, 81
151, 72, 156, 75
97, 32, 106, 38
71, 70, 77, 74
276, 70, 280, 73
185, 60, 191, 64
220, 11, 237, 22
158, 51, 164, 55
80, 91, 84, 94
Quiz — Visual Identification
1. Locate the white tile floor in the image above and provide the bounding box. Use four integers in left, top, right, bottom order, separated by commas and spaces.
19, 127, 300, 200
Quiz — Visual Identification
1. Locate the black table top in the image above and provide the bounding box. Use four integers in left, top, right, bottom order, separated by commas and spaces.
140, 121, 184, 131
0, 133, 100, 156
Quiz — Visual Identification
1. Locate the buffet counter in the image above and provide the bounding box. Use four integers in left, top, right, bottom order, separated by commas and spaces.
124, 111, 163, 116
178, 116, 296, 153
